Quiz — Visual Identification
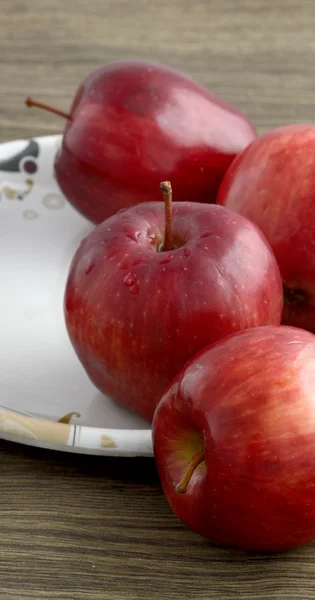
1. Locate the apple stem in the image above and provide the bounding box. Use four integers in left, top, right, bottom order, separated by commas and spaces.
160, 181, 173, 252
25, 97, 71, 121
175, 450, 205, 494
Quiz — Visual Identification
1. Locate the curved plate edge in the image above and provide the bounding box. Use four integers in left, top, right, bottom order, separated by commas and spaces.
0, 407, 153, 457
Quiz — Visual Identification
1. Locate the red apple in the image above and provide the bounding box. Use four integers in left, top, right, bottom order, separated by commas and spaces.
26, 59, 255, 223
217, 124, 315, 332
153, 325, 315, 552
64, 182, 282, 422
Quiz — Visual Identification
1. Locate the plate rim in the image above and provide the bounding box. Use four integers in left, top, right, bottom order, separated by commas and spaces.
0, 404, 153, 458
0, 133, 153, 457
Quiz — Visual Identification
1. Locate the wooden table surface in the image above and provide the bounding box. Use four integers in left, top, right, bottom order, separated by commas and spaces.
1, 1, 315, 599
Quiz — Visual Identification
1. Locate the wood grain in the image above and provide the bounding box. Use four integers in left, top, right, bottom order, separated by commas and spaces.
1, 0, 315, 142
2, 440, 315, 600
2, 1, 315, 598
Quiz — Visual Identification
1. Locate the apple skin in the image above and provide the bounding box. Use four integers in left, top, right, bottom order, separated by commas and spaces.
216, 124, 315, 332
55, 60, 256, 223
153, 325, 315, 552
64, 201, 282, 422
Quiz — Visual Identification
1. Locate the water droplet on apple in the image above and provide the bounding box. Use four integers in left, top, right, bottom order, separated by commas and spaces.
85, 260, 95, 275
123, 273, 137, 287
200, 232, 211, 239
118, 262, 129, 270
132, 255, 145, 266
184, 248, 192, 257
130, 283, 140, 294
160, 254, 174, 265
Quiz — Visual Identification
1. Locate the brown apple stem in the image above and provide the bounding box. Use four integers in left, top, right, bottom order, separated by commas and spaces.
175, 450, 205, 494
25, 97, 71, 120
160, 181, 173, 252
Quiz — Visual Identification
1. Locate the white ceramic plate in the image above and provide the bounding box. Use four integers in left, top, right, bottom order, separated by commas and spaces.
0, 135, 152, 456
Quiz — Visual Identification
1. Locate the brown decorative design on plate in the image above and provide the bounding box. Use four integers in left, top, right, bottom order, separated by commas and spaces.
0, 139, 39, 204
101, 434, 117, 448
0, 410, 72, 445
1, 178, 34, 202
58, 411, 81, 424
